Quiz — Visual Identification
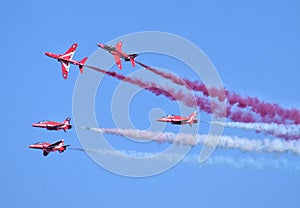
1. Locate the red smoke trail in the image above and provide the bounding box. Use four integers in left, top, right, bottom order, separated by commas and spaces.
182, 80, 300, 125
86, 65, 210, 112
135, 61, 300, 125
136, 61, 188, 87
86, 65, 181, 101
135, 61, 258, 122
85, 65, 300, 139
86, 65, 257, 120
85, 65, 264, 122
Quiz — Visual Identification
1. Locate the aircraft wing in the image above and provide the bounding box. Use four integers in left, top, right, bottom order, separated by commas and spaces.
46, 121, 64, 127
171, 117, 187, 122
46, 124, 64, 130
61, 60, 70, 79
115, 42, 122, 52
61, 43, 78, 60
113, 55, 122, 69
48, 141, 63, 149
47, 123, 64, 127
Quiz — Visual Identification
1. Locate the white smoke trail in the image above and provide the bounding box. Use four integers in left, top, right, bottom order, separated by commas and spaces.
81, 127, 300, 155
70, 148, 300, 173
199, 155, 300, 173
210, 121, 300, 140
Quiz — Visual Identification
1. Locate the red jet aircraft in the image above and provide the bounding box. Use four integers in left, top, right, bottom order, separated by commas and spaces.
97, 42, 138, 69
29, 139, 70, 156
45, 43, 88, 79
156, 111, 198, 127
32, 117, 72, 132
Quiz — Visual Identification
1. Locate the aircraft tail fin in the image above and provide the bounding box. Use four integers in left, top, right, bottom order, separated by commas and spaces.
187, 111, 198, 126
63, 117, 72, 132
64, 117, 71, 125
129, 54, 138, 67
79, 57, 88, 73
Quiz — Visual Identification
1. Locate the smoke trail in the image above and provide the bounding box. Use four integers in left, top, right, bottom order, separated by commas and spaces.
86, 65, 149, 89
210, 121, 300, 140
223, 90, 300, 124
199, 155, 300, 173
70, 148, 300, 173
135, 61, 300, 125
135, 61, 189, 88
81, 127, 300, 155
85, 65, 300, 139
85, 65, 216, 115
85, 65, 300, 138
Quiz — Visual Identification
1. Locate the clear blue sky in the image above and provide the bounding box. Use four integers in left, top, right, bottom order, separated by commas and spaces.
1, 0, 300, 207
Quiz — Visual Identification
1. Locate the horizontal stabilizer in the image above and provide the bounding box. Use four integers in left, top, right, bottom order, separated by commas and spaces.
79, 57, 88, 73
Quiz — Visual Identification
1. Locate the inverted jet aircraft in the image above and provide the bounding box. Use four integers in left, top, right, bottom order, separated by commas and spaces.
29, 139, 70, 156
45, 43, 88, 79
156, 111, 198, 127
97, 41, 138, 69
32, 117, 72, 132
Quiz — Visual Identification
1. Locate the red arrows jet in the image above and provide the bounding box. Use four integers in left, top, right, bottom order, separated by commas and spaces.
97, 42, 138, 69
32, 117, 72, 132
29, 139, 70, 156
45, 43, 88, 79
156, 111, 198, 127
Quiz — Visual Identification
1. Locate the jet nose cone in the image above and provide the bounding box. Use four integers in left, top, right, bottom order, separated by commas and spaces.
28, 145, 34, 148
97, 43, 104, 48
156, 118, 164, 122
45, 52, 52, 57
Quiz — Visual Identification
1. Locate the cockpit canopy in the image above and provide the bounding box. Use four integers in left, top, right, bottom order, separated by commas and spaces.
33, 142, 44, 144
37, 120, 50, 123
104, 44, 115, 50
163, 115, 175, 118
33, 142, 50, 145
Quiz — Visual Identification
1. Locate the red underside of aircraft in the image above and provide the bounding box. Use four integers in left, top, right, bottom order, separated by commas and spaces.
29, 139, 70, 156
45, 43, 88, 79
97, 41, 138, 69
32, 117, 72, 132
